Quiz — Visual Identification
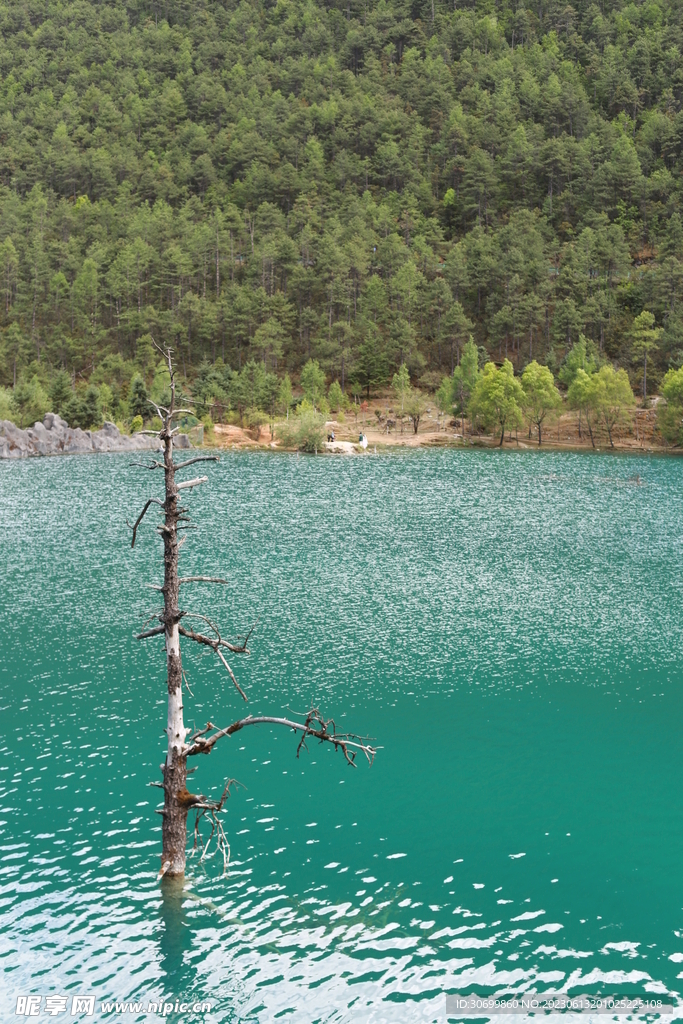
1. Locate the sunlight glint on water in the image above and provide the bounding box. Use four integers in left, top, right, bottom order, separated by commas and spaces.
1, 448, 683, 1023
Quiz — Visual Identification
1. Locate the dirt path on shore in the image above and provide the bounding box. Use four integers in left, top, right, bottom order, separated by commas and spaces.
210, 404, 671, 455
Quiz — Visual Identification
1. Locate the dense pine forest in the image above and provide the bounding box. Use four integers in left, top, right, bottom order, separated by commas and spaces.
1, 0, 683, 433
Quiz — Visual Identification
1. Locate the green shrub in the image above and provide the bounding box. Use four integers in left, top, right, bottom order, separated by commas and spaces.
130, 414, 143, 433
657, 402, 682, 445
245, 408, 267, 430
657, 368, 683, 444
63, 384, 102, 430
12, 376, 50, 428
202, 413, 215, 442
277, 409, 325, 452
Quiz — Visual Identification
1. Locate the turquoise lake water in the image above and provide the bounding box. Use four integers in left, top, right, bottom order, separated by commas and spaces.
2, 448, 683, 1023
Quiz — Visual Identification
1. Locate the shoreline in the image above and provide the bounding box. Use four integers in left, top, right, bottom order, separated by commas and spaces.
210, 420, 677, 457
2, 414, 677, 460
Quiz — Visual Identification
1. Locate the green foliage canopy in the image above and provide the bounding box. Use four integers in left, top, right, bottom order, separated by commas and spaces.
0, 0, 680, 409
470, 359, 525, 445
521, 361, 561, 445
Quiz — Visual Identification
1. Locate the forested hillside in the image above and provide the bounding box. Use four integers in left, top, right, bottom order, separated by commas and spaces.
1, 0, 682, 424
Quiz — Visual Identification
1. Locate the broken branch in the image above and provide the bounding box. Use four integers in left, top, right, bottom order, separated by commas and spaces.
214, 647, 248, 702
136, 624, 165, 640
178, 623, 250, 655
174, 456, 220, 471
130, 459, 165, 470
177, 623, 248, 701
178, 576, 230, 586
176, 476, 208, 491
190, 778, 243, 873
127, 497, 165, 547
184, 709, 377, 766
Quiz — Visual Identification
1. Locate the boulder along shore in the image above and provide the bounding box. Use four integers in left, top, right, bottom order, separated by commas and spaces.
0, 413, 191, 459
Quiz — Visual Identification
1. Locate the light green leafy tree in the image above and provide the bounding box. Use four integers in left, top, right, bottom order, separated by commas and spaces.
328, 380, 344, 413
435, 377, 453, 423
277, 374, 293, 418
558, 335, 598, 440
451, 337, 480, 430
406, 388, 427, 435
657, 366, 683, 445
567, 368, 600, 448
594, 364, 636, 447
98, 382, 113, 420
661, 366, 683, 406
391, 363, 411, 432
558, 335, 598, 389
521, 361, 562, 445
300, 358, 326, 408
470, 359, 525, 446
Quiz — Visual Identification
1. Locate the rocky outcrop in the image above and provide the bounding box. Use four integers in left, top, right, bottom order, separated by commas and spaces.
0, 413, 192, 458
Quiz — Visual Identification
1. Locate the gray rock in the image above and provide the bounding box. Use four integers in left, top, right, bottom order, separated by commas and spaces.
43, 412, 69, 433
174, 433, 191, 449
63, 427, 93, 453
31, 421, 50, 442
0, 420, 32, 455
25, 426, 51, 456
0, 412, 176, 458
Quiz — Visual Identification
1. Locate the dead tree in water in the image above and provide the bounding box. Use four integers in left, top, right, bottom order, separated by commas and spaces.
128, 347, 375, 879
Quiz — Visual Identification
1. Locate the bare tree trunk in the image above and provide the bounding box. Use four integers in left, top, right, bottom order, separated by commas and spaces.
128, 347, 376, 881
161, 435, 188, 877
